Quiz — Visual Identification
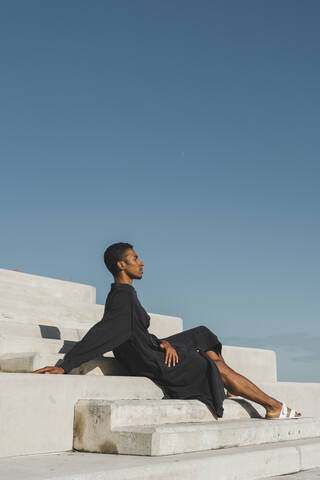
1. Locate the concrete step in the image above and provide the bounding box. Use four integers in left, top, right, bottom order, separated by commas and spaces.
0, 268, 96, 304
75, 398, 265, 429
74, 399, 320, 456
1, 438, 320, 480
0, 372, 163, 458
0, 352, 127, 375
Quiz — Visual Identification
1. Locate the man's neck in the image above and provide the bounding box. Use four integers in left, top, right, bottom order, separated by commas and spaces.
114, 273, 132, 285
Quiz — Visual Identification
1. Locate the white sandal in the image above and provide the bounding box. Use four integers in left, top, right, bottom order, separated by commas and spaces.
266, 403, 301, 420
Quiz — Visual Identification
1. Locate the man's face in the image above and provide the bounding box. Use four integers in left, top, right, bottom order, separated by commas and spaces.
121, 248, 144, 279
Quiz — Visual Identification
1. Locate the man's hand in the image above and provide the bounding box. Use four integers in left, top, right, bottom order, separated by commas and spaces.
31, 366, 65, 374
160, 340, 179, 367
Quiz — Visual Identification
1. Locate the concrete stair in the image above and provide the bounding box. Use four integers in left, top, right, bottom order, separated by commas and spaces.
73, 399, 320, 456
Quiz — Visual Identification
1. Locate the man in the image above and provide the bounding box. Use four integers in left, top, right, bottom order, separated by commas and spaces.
33, 242, 300, 419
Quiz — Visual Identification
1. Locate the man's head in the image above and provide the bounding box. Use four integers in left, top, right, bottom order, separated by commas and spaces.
104, 242, 144, 281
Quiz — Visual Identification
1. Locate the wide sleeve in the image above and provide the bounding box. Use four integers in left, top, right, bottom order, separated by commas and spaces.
148, 333, 163, 350
60, 290, 133, 373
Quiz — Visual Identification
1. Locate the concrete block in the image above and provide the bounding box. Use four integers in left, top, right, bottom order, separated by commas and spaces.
223, 345, 277, 383
0, 268, 96, 304
74, 398, 320, 455
0, 373, 163, 458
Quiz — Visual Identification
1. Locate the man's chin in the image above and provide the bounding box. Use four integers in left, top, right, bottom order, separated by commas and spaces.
130, 273, 143, 280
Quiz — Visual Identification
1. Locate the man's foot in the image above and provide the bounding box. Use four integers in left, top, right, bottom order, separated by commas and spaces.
266, 403, 301, 419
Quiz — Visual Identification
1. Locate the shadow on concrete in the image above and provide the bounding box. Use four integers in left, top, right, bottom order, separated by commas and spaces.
39, 324, 62, 339
228, 398, 263, 418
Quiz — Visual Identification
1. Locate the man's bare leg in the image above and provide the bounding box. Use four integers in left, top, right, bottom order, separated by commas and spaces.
205, 350, 301, 418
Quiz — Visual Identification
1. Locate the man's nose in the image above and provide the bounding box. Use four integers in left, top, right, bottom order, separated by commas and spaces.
140, 260, 144, 266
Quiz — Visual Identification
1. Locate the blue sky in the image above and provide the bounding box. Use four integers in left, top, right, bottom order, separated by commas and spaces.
1, 1, 319, 381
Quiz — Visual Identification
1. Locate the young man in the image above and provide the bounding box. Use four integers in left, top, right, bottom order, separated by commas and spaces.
33, 242, 300, 419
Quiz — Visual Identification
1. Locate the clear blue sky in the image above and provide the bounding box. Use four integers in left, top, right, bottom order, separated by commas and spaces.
1, 1, 319, 381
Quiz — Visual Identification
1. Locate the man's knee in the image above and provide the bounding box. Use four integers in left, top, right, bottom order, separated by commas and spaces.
212, 358, 231, 384
197, 325, 213, 336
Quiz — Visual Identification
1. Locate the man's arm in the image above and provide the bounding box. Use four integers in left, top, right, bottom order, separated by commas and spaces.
32, 290, 133, 374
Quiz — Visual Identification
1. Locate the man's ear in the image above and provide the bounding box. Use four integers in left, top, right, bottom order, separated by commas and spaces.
117, 260, 125, 271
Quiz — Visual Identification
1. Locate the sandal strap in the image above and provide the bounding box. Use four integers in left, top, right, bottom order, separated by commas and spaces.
279, 403, 288, 419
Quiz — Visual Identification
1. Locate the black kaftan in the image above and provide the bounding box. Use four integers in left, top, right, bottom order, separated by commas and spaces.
60, 283, 225, 417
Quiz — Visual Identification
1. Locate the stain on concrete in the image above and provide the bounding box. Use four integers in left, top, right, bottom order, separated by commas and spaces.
98, 439, 119, 454
73, 409, 85, 446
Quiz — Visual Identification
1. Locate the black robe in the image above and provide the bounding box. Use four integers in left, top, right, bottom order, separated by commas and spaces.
60, 283, 225, 417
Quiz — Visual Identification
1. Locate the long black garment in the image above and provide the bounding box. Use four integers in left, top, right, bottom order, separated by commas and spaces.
60, 283, 225, 417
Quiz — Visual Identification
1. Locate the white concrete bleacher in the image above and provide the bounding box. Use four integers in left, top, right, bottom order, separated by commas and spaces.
0, 268, 320, 480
